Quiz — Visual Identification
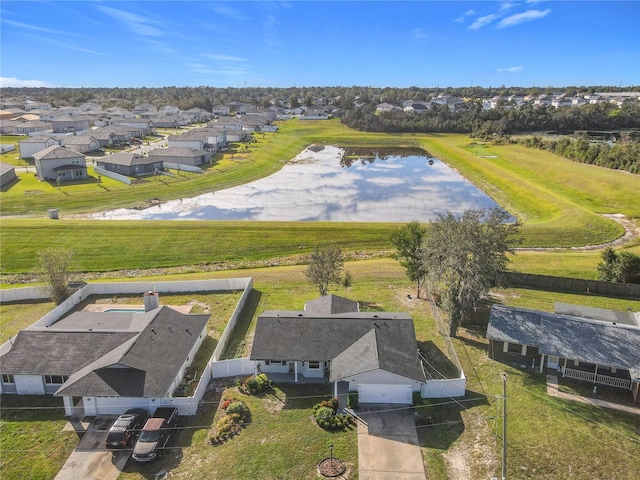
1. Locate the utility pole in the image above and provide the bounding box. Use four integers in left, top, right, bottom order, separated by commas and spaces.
502, 373, 507, 480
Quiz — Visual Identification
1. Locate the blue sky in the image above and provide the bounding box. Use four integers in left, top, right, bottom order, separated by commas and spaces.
1, 1, 639, 89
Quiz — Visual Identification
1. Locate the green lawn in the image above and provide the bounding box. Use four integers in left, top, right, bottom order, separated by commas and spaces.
2, 121, 639, 263
117, 383, 358, 480
2, 263, 640, 479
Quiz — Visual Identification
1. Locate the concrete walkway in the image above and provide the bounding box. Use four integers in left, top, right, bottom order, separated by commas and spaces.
546, 375, 640, 415
356, 406, 427, 480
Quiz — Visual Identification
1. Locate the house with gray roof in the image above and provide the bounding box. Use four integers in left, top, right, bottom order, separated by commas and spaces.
18, 135, 63, 159
250, 294, 426, 404
0, 300, 209, 416
0, 162, 17, 188
96, 152, 163, 176
147, 146, 211, 167
487, 304, 640, 403
61, 134, 100, 154
33, 146, 87, 182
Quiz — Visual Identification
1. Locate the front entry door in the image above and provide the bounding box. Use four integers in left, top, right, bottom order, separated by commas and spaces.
547, 355, 559, 370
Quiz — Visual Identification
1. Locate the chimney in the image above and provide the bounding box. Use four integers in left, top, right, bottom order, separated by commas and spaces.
143, 291, 160, 312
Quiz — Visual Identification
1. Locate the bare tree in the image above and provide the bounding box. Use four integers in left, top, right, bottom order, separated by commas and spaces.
39, 248, 74, 304
305, 246, 344, 296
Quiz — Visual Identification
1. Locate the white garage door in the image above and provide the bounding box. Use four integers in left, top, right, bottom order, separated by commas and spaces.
357, 384, 413, 404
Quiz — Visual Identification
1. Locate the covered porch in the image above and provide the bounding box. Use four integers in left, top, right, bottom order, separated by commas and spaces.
541, 354, 632, 390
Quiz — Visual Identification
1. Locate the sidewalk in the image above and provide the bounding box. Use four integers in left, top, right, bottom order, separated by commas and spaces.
546, 375, 640, 415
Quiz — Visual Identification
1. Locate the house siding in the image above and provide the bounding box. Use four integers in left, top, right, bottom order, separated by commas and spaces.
341, 369, 423, 392
14, 375, 45, 395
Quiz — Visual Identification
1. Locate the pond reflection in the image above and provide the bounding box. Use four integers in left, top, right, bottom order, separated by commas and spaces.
94, 146, 506, 222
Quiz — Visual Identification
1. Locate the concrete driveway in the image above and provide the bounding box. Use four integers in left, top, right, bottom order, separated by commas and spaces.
55, 416, 129, 480
357, 406, 427, 480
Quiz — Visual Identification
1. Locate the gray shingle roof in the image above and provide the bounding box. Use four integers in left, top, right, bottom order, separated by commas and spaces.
98, 152, 154, 167
56, 307, 209, 397
0, 331, 137, 375
304, 294, 359, 315
487, 304, 640, 380
250, 302, 424, 383
33, 145, 85, 160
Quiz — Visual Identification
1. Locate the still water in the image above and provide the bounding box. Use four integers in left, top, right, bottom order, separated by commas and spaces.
94, 146, 505, 222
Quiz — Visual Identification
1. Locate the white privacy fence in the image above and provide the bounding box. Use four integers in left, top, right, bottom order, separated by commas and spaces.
211, 358, 256, 378
421, 375, 467, 399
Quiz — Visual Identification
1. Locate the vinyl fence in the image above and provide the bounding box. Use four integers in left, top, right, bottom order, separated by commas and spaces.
93, 166, 132, 185
504, 271, 640, 299
211, 358, 256, 378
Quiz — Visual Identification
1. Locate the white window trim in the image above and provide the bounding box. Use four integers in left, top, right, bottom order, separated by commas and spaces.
307, 361, 321, 370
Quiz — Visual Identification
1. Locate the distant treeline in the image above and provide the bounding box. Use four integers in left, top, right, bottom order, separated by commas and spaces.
512, 135, 640, 174
340, 102, 640, 136
3, 84, 639, 111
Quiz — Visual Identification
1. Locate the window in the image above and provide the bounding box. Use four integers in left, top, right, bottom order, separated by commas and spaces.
2, 374, 14, 384
265, 360, 286, 366
507, 342, 523, 354
44, 375, 68, 385
307, 361, 321, 370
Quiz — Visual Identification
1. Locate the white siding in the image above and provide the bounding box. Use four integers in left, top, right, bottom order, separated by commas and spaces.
298, 361, 325, 378
358, 384, 413, 404
342, 369, 422, 392
15, 375, 45, 395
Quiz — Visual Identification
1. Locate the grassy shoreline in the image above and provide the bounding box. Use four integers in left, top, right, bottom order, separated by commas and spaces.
2, 120, 639, 275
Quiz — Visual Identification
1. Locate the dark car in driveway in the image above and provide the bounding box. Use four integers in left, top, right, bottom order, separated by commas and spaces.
132, 407, 178, 462
105, 409, 148, 450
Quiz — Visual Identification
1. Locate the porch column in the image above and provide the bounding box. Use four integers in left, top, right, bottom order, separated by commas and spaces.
294, 361, 299, 383
63, 396, 74, 417
539, 355, 545, 374
562, 358, 567, 376
594, 364, 598, 383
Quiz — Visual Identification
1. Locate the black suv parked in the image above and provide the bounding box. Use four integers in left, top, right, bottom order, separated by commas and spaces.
105, 408, 148, 450
132, 407, 179, 462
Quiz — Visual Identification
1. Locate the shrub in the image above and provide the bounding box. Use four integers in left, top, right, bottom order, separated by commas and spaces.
412, 391, 423, 406
240, 373, 271, 395
347, 392, 358, 409
209, 400, 250, 444
314, 406, 334, 423
221, 397, 238, 410
226, 401, 249, 422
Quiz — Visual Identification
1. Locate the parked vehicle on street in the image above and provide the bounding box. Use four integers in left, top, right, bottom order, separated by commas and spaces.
105, 408, 148, 450
132, 407, 178, 462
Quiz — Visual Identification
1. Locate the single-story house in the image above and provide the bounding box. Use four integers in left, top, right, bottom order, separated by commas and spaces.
487, 303, 640, 403
18, 135, 63, 159
147, 146, 211, 167
250, 295, 426, 404
0, 162, 17, 188
50, 117, 90, 134
61, 134, 101, 154
12, 121, 51, 135
0, 294, 209, 416
33, 145, 87, 182
96, 152, 163, 177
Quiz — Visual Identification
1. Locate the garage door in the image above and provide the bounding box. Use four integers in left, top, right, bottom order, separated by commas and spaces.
357, 384, 413, 404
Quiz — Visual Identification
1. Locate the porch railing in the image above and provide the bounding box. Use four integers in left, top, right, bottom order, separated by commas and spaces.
563, 367, 631, 390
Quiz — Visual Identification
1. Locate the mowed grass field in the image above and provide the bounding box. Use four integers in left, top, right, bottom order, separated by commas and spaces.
2, 119, 639, 277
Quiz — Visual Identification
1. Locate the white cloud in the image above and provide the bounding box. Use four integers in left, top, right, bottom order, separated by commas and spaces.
497, 66, 524, 73
204, 54, 247, 62
209, 5, 249, 21
411, 28, 429, 39
468, 14, 499, 30
96, 5, 163, 37
498, 9, 551, 28
2, 19, 65, 35
0, 77, 54, 88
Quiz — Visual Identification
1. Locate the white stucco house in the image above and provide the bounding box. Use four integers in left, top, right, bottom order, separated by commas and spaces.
0, 293, 209, 417
250, 295, 426, 404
